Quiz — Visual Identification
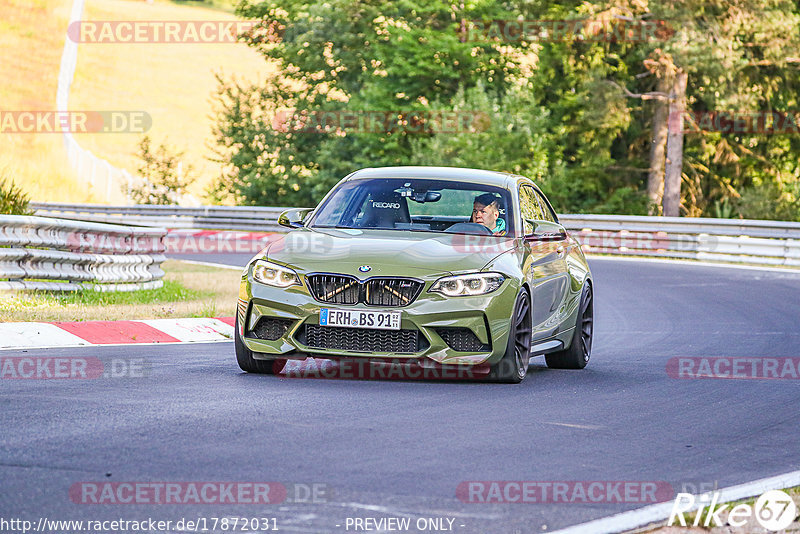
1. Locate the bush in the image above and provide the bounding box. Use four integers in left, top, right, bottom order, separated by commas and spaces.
591, 186, 651, 216
128, 136, 194, 205
733, 181, 800, 221
0, 172, 32, 215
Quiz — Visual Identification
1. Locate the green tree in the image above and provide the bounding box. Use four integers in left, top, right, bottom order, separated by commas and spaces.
214, 0, 800, 219
213, 0, 520, 206
569, 0, 800, 217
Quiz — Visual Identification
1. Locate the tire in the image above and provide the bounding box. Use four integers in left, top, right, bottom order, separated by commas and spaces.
235, 316, 286, 374
545, 282, 593, 370
488, 290, 532, 383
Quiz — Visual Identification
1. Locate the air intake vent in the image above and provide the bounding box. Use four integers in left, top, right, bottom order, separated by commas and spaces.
436, 328, 490, 352
302, 325, 425, 353
250, 317, 294, 341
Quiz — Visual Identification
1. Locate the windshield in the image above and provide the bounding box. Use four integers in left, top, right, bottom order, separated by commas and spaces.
309, 178, 514, 237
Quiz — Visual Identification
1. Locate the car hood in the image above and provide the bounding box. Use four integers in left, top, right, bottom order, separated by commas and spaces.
264, 227, 517, 277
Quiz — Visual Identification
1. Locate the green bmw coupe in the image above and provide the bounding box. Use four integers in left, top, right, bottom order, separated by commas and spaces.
235, 166, 593, 383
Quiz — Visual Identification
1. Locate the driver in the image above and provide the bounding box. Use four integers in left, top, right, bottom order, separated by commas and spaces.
471, 193, 506, 235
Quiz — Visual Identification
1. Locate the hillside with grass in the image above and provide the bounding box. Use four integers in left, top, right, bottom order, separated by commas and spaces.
1, 0, 91, 202
1, 0, 272, 203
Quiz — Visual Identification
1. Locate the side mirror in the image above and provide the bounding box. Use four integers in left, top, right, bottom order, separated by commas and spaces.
531, 231, 567, 241
278, 208, 312, 229
524, 219, 567, 241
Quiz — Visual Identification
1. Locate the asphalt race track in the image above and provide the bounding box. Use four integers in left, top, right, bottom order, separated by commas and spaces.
2, 258, 799, 533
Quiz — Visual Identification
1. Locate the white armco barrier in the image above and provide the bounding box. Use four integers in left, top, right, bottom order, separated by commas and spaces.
0, 215, 167, 292
561, 214, 800, 267
30, 203, 800, 268
32, 203, 288, 232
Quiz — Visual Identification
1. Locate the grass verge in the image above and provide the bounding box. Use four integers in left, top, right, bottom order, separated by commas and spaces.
168, 0, 239, 13
0, 259, 240, 322
0, 0, 99, 203
68, 0, 272, 202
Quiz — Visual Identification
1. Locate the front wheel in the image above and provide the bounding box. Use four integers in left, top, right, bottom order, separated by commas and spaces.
488, 290, 532, 383
235, 316, 286, 374
545, 282, 593, 370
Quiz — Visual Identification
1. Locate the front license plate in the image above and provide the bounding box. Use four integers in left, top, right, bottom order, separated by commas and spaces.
319, 308, 401, 330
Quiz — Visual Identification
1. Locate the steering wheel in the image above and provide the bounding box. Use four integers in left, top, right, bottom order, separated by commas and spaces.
444, 222, 494, 235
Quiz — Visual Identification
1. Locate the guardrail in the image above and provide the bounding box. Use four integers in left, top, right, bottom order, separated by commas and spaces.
0, 215, 167, 292
33, 203, 287, 232
565, 214, 800, 267
31, 203, 800, 268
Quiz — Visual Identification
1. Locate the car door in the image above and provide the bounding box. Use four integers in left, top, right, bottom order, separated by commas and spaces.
518, 183, 571, 340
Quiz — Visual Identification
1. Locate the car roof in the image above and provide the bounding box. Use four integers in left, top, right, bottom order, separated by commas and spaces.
346, 166, 530, 189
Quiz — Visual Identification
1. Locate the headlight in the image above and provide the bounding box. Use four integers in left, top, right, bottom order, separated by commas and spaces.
429, 272, 505, 297
252, 260, 300, 288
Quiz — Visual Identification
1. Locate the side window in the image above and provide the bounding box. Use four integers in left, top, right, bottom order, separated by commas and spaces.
534, 189, 557, 223
519, 185, 544, 234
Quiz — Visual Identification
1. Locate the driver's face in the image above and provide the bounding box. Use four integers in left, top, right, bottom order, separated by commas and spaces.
472, 202, 498, 229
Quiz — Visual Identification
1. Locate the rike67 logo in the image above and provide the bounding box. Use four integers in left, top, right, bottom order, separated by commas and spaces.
669, 489, 797, 531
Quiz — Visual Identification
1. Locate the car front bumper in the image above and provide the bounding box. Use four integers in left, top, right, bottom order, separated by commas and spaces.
238, 271, 520, 367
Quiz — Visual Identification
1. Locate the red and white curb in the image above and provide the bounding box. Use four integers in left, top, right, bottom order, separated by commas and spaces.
0, 317, 235, 350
